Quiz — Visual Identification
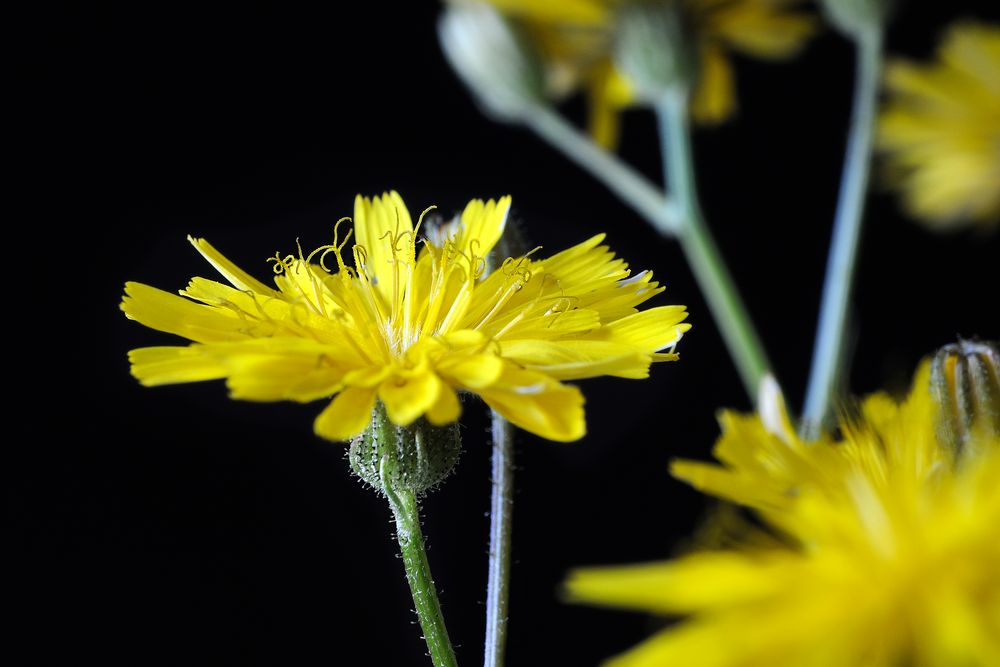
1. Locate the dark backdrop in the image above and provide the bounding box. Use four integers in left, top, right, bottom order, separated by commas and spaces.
17, 2, 1000, 665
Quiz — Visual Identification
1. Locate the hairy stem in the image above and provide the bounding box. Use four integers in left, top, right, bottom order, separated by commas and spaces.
382, 459, 459, 667
483, 410, 514, 667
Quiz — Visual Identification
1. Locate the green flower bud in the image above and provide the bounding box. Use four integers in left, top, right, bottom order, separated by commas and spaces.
349, 401, 462, 496
931, 339, 1000, 454
438, 3, 546, 122
820, 0, 892, 38
613, 2, 697, 100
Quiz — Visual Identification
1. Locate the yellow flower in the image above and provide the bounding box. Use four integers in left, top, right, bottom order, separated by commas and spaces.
122, 192, 690, 443
566, 367, 1000, 666
468, 0, 816, 147
879, 23, 1000, 231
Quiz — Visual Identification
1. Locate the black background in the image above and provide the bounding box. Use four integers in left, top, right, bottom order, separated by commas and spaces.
16, 2, 1000, 665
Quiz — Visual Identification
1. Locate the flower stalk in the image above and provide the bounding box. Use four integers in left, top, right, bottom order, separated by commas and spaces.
483, 410, 514, 667
524, 106, 681, 235
526, 98, 769, 402
801, 25, 883, 439
373, 406, 459, 667
656, 89, 771, 402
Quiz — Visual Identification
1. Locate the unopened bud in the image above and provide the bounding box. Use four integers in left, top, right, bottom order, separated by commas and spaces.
930, 340, 1000, 452
438, 3, 546, 122
350, 402, 462, 495
820, 0, 892, 38
613, 2, 697, 100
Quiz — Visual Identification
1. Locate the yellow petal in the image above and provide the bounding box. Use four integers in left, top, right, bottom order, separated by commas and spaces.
225, 355, 345, 403
187, 236, 277, 296
477, 365, 585, 442
378, 371, 442, 426
565, 552, 788, 614
449, 196, 512, 261
586, 64, 634, 150
691, 42, 737, 124
354, 191, 414, 306
708, 4, 816, 59
313, 387, 376, 442
499, 339, 651, 380
441, 329, 488, 348
344, 365, 392, 388
121, 282, 249, 343
436, 353, 504, 388
128, 346, 228, 386
587, 88, 621, 150
482, 0, 609, 25
670, 458, 780, 507
427, 384, 462, 426
585, 306, 691, 351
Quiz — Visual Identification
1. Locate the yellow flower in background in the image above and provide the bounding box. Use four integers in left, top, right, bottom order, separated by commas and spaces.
122, 192, 690, 443
467, 0, 816, 147
566, 365, 1000, 666
879, 23, 1000, 231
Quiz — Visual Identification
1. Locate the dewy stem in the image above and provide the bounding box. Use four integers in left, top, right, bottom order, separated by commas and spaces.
801, 27, 883, 440
381, 457, 459, 667
656, 89, 771, 402
483, 410, 514, 667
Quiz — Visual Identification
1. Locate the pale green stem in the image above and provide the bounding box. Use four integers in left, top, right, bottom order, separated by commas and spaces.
801, 27, 883, 440
526, 101, 768, 401
524, 106, 682, 235
483, 410, 513, 667
655, 89, 771, 402
381, 459, 459, 667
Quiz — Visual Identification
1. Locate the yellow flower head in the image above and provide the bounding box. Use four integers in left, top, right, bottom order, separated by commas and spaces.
466, 0, 816, 147
122, 192, 690, 443
879, 22, 1000, 231
566, 365, 1000, 666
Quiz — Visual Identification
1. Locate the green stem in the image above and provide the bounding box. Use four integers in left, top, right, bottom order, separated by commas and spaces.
656, 89, 771, 402
526, 101, 768, 402
801, 27, 883, 440
484, 410, 513, 667
524, 106, 682, 235
382, 458, 459, 667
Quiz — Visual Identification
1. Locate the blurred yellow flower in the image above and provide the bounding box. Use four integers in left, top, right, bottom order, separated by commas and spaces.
566, 367, 1000, 666
469, 0, 816, 147
122, 192, 689, 443
879, 23, 1000, 231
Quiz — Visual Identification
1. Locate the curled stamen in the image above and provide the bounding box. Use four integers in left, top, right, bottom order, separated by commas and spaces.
268, 253, 296, 275
544, 295, 580, 328
415, 205, 437, 238
353, 244, 369, 271
502, 256, 533, 289
546, 295, 578, 315
318, 217, 354, 271
468, 238, 487, 279
284, 300, 324, 340
333, 216, 352, 248
320, 222, 355, 274
379, 226, 418, 258
295, 238, 304, 261
214, 299, 252, 324
447, 243, 483, 282
500, 256, 517, 276
306, 244, 335, 266
246, 290, 280, 324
